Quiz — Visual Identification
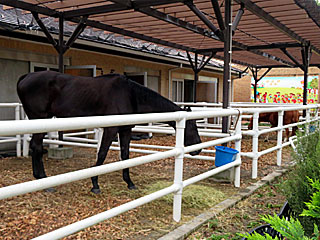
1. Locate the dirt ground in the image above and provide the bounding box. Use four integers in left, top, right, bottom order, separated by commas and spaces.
187, 175, 288, 240
0, 135, 293, 240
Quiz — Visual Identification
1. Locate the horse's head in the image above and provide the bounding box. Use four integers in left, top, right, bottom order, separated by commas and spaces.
184, 119, 202, 155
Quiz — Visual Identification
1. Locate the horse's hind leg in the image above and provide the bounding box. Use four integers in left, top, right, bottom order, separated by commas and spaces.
91, 127, 118, 194
30, 133, 46, 179
119, 127, 136, 190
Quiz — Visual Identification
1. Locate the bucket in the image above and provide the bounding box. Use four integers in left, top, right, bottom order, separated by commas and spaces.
215, 146, 239, 167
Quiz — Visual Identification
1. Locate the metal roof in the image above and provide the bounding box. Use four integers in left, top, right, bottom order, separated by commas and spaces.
0, 0, 320, 69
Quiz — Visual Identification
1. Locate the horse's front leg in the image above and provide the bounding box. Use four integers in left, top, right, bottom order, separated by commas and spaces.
284, 129, 289, 142
119, 127, 136, 190
30, 133, 46, 179
91, 127, 118, 194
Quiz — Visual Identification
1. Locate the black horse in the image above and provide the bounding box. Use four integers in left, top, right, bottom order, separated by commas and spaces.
17, 71, 201, 193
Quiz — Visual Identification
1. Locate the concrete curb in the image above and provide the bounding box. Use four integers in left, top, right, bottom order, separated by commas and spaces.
158, 164, 293, 240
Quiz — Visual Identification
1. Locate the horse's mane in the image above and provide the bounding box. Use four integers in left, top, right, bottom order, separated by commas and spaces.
123, 75, 181, 113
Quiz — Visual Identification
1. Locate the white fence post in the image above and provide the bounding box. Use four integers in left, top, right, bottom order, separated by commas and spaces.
15, 105, 21, 157
306, 109, 311, 134
252, 112, 259, 179
23, 133, 30, 157
96, 128, 103, 154
173, 117, 185, 222
234, 114, 242, 187
48, 131, 59, 148
277, 110, 284, 166
148, 122, 153, 138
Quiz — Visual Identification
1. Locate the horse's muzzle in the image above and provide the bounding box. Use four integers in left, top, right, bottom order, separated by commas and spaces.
189, 149, 202, 156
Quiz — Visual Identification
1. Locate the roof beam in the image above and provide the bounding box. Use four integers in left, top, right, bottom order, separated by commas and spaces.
198, 42, 296, 67
234, 0, 320, 55
32, 12, 58, 51
197, 42, 303, 53
280, 48, 304, 71
64, 0, 185, 19
64, 3, 131, 19
247, 42, 302, 50
211, 0, 225, 32
0, 0, 58, 17
185, 1, 224, 41
137, 7, 220, 40
82, 18, 196, 52
127, 4, 293, 67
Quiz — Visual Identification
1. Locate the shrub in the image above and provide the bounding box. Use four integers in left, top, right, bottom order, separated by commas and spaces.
240, 177, 320, 240
281, 126, 320, 234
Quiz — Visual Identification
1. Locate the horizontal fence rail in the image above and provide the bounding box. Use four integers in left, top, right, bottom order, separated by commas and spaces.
3, 102, 320, 239
241, 105, 319, 178
0, 109, 242, 240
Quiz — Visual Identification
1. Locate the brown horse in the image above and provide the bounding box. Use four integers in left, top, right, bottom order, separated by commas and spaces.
248, 110, 300, 141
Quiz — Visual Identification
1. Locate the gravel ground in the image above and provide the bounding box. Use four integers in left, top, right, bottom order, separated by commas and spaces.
0, 135, 293, 240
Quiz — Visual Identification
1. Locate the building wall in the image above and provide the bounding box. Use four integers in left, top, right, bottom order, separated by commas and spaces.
0, 35, 228, 104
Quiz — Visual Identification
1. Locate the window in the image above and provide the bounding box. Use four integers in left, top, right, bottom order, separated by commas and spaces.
172, 79, 184, 102
30, 62, 58, 72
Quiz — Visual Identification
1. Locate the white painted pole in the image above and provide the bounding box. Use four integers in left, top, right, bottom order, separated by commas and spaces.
15, 105, 21, 157
306, 109, 311, 134
173, 118, 185, 222
148, 122, 153, 138
48, 131, 59, 148
33, 184, 180, 240
234, 115, 242, 187
96, 128, 103, 154
0, 149, 179, 200
252, 112, 259, 179
277, 111, 283, 166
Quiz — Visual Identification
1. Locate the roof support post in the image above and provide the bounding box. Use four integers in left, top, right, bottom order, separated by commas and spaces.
58, 14, 64, 145
58, 14, 64, 74
187, 51, 216, 103
222, 0, 232, 134
193, 53, 198, 103
250, 67, 259, 103
302, 44, 311, 116
250, 67, 272, 103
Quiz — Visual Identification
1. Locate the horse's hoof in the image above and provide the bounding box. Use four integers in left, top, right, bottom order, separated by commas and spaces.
44, 187, 56, 193
128, 185, 137, 190
91, 188, 101, 194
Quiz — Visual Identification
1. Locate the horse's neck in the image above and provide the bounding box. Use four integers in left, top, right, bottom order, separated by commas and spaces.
134, 85, 181, 114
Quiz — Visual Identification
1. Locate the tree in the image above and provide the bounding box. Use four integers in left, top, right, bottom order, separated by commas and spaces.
309, 77, 318, 89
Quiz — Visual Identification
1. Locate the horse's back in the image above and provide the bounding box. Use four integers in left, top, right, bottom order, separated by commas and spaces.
284, 110, 300, 124
17, 71, 134, 119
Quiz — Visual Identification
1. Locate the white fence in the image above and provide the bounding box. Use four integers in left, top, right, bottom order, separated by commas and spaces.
0, 109, 242, 240
241, 105, 319, 178
0, 103, 23, 157
177, 102, 320, 178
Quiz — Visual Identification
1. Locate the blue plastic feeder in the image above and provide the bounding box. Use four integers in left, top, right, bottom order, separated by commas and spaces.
215, 146, 239, 167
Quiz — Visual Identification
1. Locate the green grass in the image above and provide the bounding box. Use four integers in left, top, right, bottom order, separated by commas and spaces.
256, 87, 303, 96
